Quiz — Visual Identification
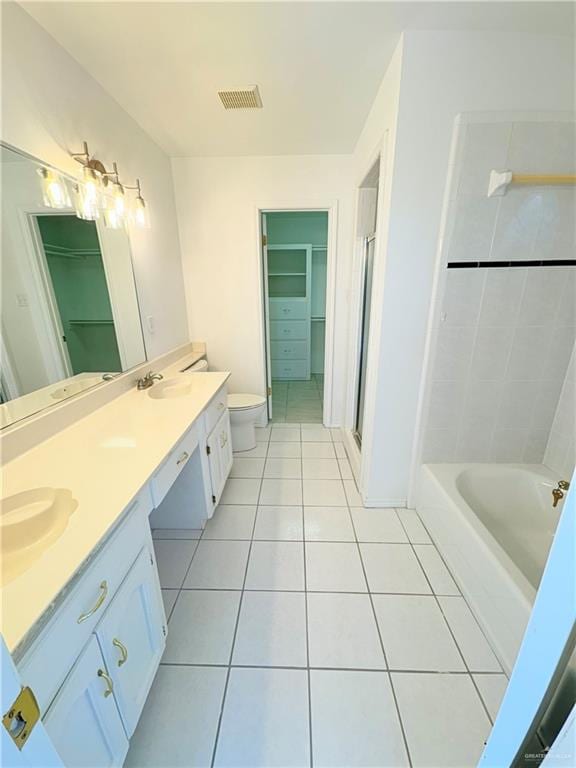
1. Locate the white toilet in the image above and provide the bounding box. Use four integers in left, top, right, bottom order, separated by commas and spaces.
227, 394, 267, 451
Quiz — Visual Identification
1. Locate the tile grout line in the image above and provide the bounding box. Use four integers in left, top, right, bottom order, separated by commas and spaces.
343, 464, 414, 768
209, 448, 263, 768
301, 427, 314, 768
397, 512, 498, 727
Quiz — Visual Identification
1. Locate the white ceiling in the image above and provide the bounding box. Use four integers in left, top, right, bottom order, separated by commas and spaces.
22, 1, 574, 157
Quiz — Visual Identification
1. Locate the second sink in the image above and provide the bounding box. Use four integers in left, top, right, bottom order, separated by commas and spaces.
147, 378, 193, 399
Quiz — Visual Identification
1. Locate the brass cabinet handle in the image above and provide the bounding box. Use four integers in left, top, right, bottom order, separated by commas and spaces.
112, 638, 128, 667
176, 451, 189, 466
97, 669, 114, 697
77, 581, 108, 624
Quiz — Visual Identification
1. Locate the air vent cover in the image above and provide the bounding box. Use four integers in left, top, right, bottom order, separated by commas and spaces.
218, 85, 263, 110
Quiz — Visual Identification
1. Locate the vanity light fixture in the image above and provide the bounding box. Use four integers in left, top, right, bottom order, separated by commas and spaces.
71, 141, 149, 229
37, 168, 71, 209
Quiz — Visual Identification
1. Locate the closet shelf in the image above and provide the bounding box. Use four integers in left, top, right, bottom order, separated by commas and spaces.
311, 316, 326, 322
269, 272, 307, 277
68, 320, 114, 326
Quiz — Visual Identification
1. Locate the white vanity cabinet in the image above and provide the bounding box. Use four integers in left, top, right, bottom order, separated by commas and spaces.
206, 409, 233, 506
95, 545, 165, 736
43, 635, 129, 768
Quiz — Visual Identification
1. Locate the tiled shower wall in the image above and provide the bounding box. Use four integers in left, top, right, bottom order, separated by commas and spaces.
421, 115, 576, 464
544, 341, 576, 478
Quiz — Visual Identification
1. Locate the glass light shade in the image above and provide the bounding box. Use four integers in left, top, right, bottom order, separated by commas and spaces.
111, 180, 126, 219
81, 165, 103, 207
102, 202, 124, 229
133, 195, 149, 229
38, 168, 71, 209
73, 183, 100, 221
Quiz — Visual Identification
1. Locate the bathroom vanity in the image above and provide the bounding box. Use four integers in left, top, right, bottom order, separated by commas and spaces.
1, 357, 231, 764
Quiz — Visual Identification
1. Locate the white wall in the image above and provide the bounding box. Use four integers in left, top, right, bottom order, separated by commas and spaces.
172, 154, 355, 421
1, 3, 189, 359
352, 30, 575, 505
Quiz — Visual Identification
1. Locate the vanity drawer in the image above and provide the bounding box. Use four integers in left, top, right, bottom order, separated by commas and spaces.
150, 424, 199, 507
204, 385, 228, 435
271, 360, 309, 379
269, 300, 308, 320
270, 321, 308, 341
271, 341, 307, 360
18, 492, 150, 713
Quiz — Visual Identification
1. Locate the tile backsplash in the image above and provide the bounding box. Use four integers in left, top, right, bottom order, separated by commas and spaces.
421, 115, 576, 464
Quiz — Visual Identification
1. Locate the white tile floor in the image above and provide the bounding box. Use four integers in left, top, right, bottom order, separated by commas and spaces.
128, 423, 507, 768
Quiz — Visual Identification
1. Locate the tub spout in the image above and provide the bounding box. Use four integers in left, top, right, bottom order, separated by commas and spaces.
552, 480, 570, 508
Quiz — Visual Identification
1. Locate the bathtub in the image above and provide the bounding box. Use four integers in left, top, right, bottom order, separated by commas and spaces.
416, 463, 562, 674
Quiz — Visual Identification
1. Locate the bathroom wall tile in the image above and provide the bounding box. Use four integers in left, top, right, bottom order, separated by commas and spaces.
478, 269, 525, 327
307, 593, 386, 669
457, 122, 512, 195
555, 268, 576, 326
491, 428, 528, 463
232, 591, 307, 667
360, 543, 431, 594
507, 122, 576, 175
518, 268, 567, 327
413, 545, 460, 596
523, 429, 549, 464
496, 381, 538, 429
373, 595, 465, 672
392, 672, 491, 768
432, 325, 475, 381
445, 195, 499, 263
126, 666, 226, 768
541, 325, 575, 382
253, 506, 303, 541
310, 670, 409, 767
421, 428, 457, 463
442, 270, 484, 326
203, 505, 256, 540
532, 379, 563, 429
505, 326, 550, 381
163, 590, 240, 665
245, 542, 305, 590
470, 326, 514, 381
214, 668, 310, 768
490, 190, 542, 262
455, 425, 493, 462
304, 507, 355, 542
439, 597, 501, 673
460, 381, 503, 430
427, 381, 465, 429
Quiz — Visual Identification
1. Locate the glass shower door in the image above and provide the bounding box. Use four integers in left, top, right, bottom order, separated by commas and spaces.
354, 234, 375, 445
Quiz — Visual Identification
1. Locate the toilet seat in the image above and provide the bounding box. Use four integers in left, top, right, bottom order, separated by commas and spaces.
228, 393, 266, 411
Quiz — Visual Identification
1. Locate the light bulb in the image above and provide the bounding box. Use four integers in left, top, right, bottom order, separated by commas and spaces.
38, 168, 70, 208
133, 194, 149, 228
73, 183, 100, 221
82, 165, 102, 206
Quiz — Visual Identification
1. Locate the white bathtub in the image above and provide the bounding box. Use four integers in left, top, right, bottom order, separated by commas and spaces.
416, 463, 562, 674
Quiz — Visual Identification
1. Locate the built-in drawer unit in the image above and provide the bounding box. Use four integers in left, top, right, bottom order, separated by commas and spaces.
269, 300, 308, 320
270, 320, 308, 341
149, 425, 199, 507
271, 360, 309, 379
204, 384, 228, 435
271, 341, 307, 360
17, 492, 151, 713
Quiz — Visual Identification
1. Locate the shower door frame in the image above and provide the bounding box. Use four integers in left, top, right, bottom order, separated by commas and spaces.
257, 202, 339, 426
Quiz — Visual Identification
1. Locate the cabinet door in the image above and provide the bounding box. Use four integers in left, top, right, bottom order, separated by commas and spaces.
95, 546, 166, 737
43, 635, 128, 768
207, 410, 233, 507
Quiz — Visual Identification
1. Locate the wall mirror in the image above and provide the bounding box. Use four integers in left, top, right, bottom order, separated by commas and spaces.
1, 143, 147, 429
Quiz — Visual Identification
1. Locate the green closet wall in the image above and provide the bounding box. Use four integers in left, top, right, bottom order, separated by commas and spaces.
36, 215, 122, 374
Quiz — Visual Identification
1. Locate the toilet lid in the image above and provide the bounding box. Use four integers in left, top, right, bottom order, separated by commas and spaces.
228, 393, 266, 410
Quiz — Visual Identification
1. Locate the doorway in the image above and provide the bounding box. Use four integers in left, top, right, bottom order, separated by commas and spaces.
34, 214, 122, 375
261, 211, 329, 423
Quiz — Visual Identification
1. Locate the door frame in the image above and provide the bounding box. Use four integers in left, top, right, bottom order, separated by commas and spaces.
256, 202, 338, 426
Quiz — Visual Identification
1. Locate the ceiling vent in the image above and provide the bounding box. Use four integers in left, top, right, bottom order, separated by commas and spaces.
218, 85, 263, 110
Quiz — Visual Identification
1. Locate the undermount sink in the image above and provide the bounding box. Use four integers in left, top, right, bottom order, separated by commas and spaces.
1, 488, 78, 585
147, 378, 193, 399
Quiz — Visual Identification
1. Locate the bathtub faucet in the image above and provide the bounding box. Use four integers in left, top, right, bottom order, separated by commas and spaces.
552, 480, 570, 508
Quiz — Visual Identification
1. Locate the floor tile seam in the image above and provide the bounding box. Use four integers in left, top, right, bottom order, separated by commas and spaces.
300, 430, 314, 768
345, 487, 414, 768
209, 479, 260, 767
158, 661, 504, 675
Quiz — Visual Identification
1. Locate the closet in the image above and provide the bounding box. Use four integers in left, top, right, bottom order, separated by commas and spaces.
264, 212, 328, 381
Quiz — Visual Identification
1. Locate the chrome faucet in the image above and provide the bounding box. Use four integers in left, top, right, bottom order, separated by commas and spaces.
136, 371, 163, 390
552, 480, 570, 508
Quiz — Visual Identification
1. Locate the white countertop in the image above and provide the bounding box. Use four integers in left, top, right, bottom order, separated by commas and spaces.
1, 360, 229, 653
